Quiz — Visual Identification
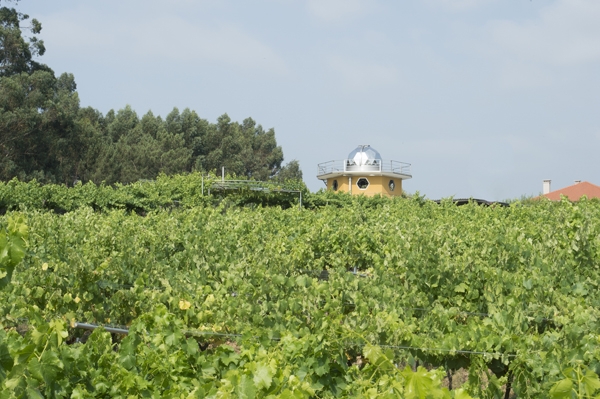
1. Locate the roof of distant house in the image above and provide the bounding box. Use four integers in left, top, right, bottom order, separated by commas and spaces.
542, 181, 600, 201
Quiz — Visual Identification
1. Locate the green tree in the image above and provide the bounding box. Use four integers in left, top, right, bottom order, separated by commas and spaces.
0, 1, 89, 184
178, 108, 207, 160
196, 114, 285, 181
275, 159, 303, 182
0, 70, 82, 184
0, 2, 48, 77
199, 113, 244, 175
89, 107, 193, 184
0, 2, 298, 186
164, 107, 207, 168
239, 117, 283, 181
75, 106, 110, 183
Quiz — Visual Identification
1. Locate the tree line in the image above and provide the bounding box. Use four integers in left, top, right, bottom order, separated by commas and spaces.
0, 0, 302, 186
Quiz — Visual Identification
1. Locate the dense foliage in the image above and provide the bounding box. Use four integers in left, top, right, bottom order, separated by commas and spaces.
0, 173, 309, 214
1, 2, 599, 397
1, 184, 600, 397
0, 214, 27, 288
0, 2, 301, 186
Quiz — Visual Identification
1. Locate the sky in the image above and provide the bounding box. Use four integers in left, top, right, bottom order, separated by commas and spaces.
18, 0, 600, 200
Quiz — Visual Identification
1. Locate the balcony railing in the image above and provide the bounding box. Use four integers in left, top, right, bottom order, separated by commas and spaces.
317, 159, 411, 177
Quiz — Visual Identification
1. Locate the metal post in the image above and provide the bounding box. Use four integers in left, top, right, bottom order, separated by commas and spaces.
299, 191, 302, 209
348, 177, 352, 194
73, 322, 129, 335
222, 166, 225, 182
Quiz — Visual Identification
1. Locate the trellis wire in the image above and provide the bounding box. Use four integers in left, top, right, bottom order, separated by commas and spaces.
71, 321, 515, 358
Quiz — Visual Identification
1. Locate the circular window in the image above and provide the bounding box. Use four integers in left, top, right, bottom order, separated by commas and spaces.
389, 180, 396, 191
332, 179, 338, 191
356, 178, 369, 190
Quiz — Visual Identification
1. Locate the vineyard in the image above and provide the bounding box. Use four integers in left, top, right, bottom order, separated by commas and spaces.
1, 177, 600, 398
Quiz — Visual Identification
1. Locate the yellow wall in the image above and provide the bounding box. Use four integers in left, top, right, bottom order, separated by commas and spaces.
327, 177, 350, 193
326, 175, 403, 197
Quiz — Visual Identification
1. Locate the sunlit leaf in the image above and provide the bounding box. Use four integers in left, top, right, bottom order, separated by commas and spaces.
549, 378, 573, 398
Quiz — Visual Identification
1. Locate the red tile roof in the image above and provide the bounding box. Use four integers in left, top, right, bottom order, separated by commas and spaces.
542, 181, 600, 201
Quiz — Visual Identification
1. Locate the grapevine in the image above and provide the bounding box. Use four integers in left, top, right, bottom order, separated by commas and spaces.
1, 177, 600, 397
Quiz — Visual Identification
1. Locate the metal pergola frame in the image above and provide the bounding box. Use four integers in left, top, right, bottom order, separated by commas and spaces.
204, 177, 302, 209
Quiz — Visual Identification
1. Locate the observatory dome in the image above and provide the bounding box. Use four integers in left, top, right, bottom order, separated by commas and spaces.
347, 145, 382, 166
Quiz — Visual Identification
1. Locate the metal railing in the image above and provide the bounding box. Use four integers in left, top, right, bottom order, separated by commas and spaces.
317, 159, 411, 176
209, 180, 303, 208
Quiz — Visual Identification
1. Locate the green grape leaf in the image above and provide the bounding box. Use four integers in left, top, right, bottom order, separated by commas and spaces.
27, 357, 44, 382
13, 343, 36, 366
454, 283, 468, 293
0, 234, 8, 262
453, 388, 473, 399
239, 374, 257, 399
29, 350, 63, 385
402, 366, 434, 399
71, 386, 91, 399
253, 362, 273, 390
363, 344, 382, 364
8, 239, 26, 266
583, 371, 600, 397
26, 387, 44, 399
49, 320, 68, 347
0, 216, 28, 288
549, 378, 573, 398
120, 354, 136, 371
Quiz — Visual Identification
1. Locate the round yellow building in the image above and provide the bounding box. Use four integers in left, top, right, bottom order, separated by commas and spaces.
317, 145, 412, 197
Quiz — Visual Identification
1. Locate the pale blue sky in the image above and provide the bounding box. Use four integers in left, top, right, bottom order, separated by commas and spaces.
19, 0, 600, 199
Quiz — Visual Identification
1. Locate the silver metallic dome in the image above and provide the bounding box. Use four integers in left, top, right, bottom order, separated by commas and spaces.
347, 145, 382, 166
